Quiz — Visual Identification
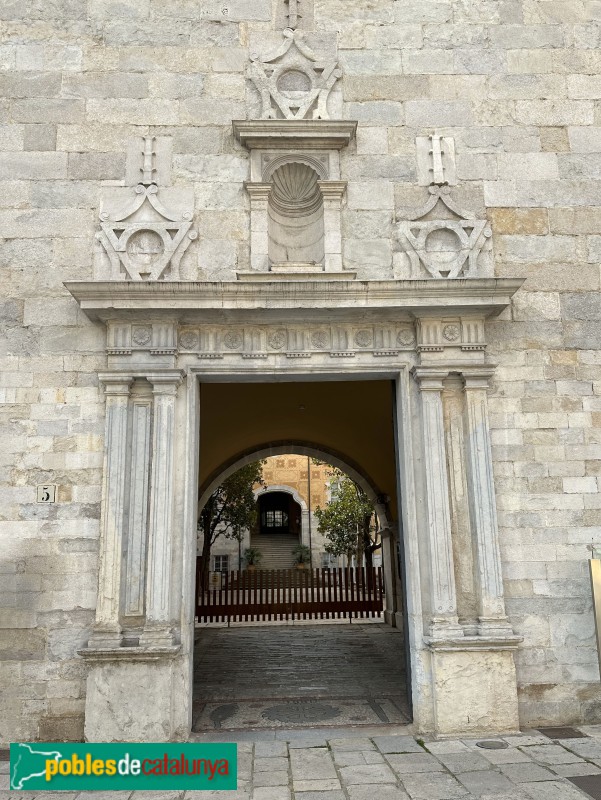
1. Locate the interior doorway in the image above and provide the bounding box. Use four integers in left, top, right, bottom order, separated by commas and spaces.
192, 378, 410, 732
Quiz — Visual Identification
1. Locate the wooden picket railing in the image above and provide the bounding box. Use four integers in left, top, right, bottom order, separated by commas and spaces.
195, 565, 384, 623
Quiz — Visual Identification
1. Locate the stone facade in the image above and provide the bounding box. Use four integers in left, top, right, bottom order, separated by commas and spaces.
1, 0, 601, 743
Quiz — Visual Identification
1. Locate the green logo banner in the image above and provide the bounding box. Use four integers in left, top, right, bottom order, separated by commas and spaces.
10, 742, 237, 791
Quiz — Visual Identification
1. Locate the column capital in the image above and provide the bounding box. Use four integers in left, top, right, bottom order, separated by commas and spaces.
317, 180, 347, 201
412, 366, 450, 391
462, 366, 497, 390
98, 373, 134, 396
244, 182, 272, 202
147, 371, 184, 395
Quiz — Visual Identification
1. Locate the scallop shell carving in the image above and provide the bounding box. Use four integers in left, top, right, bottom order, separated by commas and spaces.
271, 162, 321, 211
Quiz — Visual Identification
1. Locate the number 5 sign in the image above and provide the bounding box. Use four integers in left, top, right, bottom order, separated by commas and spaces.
36, 485, 57, 503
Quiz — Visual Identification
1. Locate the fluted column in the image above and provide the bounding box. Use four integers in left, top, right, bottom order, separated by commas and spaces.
140, 372, 183, 647
413, 368, 463, 638
88, 374, 133, 649
463, 369, 513, 637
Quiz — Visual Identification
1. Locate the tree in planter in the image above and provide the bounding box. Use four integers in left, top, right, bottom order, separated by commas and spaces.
197, 461, 265, 593
292, 543, 311, 567
314, 470, 380, 569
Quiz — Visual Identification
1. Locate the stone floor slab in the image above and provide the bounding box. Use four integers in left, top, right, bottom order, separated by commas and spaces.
386, 753, 445, 774
499, 763, 556, 783
347, 786, 410, 800
252, 770, 289, 787
253, 757, 288, 772
251, 788, 291, 800
289, 748, 337, 780
400, 772, 469, 799
521, 780, 590, 800
552, 763, 601, 777
374, 736, 425, 754
479, 749, 534, 765
254, 742, 288, 758
338, 763, 397, 785
294, 792, 346, 800
523, 746, 583, 766
427, 741, 472, 754
457, 771, 516, 796
293, 779, 342, 792
436, 753, 494, 773
327, 738, 375, 751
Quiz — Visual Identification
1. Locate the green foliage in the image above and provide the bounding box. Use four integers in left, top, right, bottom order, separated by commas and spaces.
292, 544, 311, 564
199, 460, 265, 547
243, 547, 262, 566
314, 469, 378, 563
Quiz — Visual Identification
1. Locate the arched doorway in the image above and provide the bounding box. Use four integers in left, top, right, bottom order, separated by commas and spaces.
253, 487, 302, 569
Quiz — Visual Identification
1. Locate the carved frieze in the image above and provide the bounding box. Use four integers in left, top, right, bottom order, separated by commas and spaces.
95, 136, 197, 281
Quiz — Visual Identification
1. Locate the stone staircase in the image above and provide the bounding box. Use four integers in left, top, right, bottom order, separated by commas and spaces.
250, 533, 299, 570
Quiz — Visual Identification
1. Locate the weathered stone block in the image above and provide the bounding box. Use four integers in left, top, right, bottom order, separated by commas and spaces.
11, 98, 85, 123
405, 100, 473, 127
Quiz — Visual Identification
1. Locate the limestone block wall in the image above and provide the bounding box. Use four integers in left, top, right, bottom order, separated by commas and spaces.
1, 0, 601, 740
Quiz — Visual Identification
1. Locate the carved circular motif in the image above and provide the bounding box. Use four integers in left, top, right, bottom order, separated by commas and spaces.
396, 327, 415, 346
267, 330, 287, 350
179, 331, 199, 350
126, 230, 164, 268
277, 69, 312, 96
443, 324, 461, 342
311, 330, 329, 350
354, 329, 373, 348
132, 327, 152, 346
223, 331, 243, 350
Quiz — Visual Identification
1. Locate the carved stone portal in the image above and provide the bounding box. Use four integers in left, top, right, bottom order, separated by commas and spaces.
95, 136, 197, 281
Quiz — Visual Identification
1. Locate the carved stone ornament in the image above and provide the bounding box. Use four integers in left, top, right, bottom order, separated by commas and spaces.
96, 136, 197, 281
397, 186, 493, 280
249, 28, 341, 120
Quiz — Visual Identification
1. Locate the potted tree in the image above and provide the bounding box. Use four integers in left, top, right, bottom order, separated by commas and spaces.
243, 547, 262, 571
292, 544, 311, 570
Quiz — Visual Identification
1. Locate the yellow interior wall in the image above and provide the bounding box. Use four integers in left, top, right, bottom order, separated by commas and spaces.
198, 380, 398, 518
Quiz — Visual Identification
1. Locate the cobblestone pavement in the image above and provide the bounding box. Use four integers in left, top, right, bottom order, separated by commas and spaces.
193, 623, 410, 730
4, 727, 601, 799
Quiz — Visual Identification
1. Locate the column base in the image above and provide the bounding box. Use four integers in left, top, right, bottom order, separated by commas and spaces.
427, 639, 521, 735
478, 617, 516, 639
139, 625, 176, 648
80, 647, 185, 742
86, 627, 123, 650
429, 617, 464, 639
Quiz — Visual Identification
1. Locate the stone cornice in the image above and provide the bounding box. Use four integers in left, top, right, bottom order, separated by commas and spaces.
65, 278, 524, 323
233, 119, 358, 149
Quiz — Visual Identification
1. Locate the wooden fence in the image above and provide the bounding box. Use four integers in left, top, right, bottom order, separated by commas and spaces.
195, 565, 384, 623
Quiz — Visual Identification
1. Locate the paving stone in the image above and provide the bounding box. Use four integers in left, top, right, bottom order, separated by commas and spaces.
347, 787, 410, 800
479, 749, 534, 765
551, 763, 601, 777
294, 780, 343, 792
436, 753, 494, 773
339, 763, 397, 785
252, 770, 289, 787
327, 737, 375, 751
499, 763, 556, 783
253, 757, 288, 772
427, 741, 472, 754
254, 741, 288, 758
289, 749, 337, 780
559, 739, 601, 759
520, 781, 590, 799
386, 753, 445, 774
375, 736, 425, 754
522, 746, 583, 765
400, 772, 469, 799
294, 792, 346, 800
457, 771, 516, 796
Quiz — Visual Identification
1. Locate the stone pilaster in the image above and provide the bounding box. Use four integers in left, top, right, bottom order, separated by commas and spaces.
246, 183, 272, 271
413, 368, 463, 638
88, 374, 133, 649
123, 381, 153, 622
140, 372, 184, 647
462, 369, 513, 637
318, 180, 346, 272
